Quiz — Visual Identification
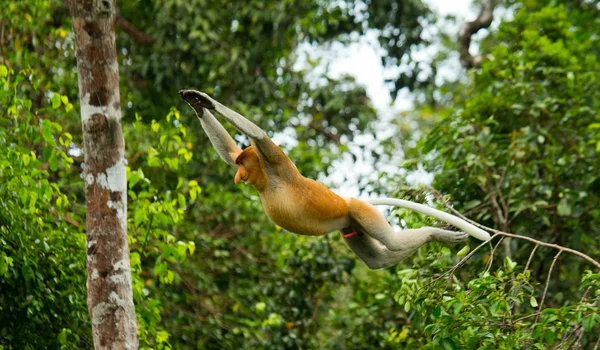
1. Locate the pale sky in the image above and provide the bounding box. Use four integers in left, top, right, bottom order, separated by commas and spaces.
326, 0, 473, 113
317, 0, 476, 197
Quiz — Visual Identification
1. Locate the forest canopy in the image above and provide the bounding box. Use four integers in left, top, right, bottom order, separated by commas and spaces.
1, 0, 599, 348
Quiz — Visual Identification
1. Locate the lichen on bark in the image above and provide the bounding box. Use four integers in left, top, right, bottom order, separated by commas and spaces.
69, 0, 139, 348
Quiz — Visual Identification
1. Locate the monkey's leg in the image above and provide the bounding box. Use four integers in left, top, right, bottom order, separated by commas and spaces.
342, 232, 415, 270
180, 90, 242, 167
179, 90, 283, 163
347, 198, 468, 252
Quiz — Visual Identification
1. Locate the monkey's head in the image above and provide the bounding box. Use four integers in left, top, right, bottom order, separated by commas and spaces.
234, 147, 267, 191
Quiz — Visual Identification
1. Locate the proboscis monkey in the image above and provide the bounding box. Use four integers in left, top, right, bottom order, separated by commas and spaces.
179, 90, 490, 269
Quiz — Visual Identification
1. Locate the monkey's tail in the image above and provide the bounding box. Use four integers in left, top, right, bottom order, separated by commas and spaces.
366, 198, 491, 241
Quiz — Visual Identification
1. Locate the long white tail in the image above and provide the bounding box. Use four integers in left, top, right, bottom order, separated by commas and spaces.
366, 198, 491, 241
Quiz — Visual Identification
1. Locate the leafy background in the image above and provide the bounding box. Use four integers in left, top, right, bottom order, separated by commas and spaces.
0, 0, 599, 348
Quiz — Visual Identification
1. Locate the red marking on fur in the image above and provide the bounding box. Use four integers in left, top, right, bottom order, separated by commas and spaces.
343, 231, 358, 239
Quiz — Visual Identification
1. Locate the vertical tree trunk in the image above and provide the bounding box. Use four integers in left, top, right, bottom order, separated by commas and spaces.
69, 1, 139, 348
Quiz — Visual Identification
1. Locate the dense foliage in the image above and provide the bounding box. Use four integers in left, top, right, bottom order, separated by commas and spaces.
388, 4, 600, 348
1, 0, 599, 349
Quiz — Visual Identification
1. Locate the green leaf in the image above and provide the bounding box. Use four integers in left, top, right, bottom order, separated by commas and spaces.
433, 306, 441, 319
537, 135, 545, 144
0, 65, 8, 78
51, 93, 61, 109
583, 313, 596, 331
156, 330, 170, 343
504, 256, 517, 272
255, 302, 266, 313
557, 197, 571, 216
532, 325, 541, 339
544, 331, 556, 344
463, 199, 481, 210
134, 209, 147, 227
530, 296, 538, 307
178, 193, 186, 208
49, 153, 58, 171
441, 338, 458, 350
456, 245, 470, 257
40, 120, 56, 146
57, 329, 69, 344
0, 253, 8, 276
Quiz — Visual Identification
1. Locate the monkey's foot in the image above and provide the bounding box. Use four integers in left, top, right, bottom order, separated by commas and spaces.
431, 229, 469, 244
179, 89, 216, 112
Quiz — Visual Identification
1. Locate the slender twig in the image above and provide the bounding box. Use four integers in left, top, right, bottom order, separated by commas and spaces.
179, 270, 232, 331
434, 233, 498, 282
140, 216, 154, 255
559, 325, 582, 349
558, 287, 593, 347
229, 241, 268, 262
511, 312, 541, 325
115, 15, 155, 45
511, 244, 539, 312
432, 190, 600, 270
535, 251, 561, 323
495, 232, 599, 270
0, 21, 9, 68
572, 327, 585, 349
484, 236, 504, 275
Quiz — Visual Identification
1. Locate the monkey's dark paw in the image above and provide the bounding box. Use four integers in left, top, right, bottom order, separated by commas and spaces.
179, 89, 216, 110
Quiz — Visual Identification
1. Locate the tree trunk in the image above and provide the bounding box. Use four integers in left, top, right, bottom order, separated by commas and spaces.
69, 1, 139, 348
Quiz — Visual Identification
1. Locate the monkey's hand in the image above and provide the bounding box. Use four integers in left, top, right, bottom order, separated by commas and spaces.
179, 89, 216, 116
431, 228, 469, 244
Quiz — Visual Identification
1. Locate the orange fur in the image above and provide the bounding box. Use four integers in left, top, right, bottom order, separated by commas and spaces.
235, 146, 350, 236
181, 90, 473, 270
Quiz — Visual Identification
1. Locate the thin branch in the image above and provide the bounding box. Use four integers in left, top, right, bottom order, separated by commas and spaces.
559, 325, 582, 349
496, 232, 599, 270
115, 15, 155, 45
535, 251, 561, 323
511, 244, 539, 312
511, 312, 540, 325
571, 326, 585, 349
484, 236, 504, 275
432, 190, 600, 270
310, 122, 341, 143
558, 287, 593, 347
435, 233, 498, 282
0, 21, 10, 68
179, 269, 232, 331
458, 0, 495, 68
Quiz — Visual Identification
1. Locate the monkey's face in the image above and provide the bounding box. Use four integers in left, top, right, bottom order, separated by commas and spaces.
234, 147, 266, 190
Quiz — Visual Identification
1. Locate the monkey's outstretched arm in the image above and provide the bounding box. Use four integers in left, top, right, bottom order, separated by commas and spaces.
179, 90, 284, 164
179, 90, 242, 167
